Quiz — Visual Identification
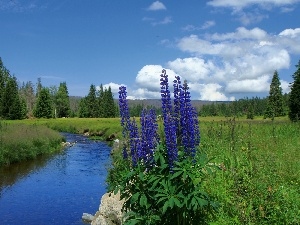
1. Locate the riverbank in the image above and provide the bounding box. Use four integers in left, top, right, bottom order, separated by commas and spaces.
0, 122, 64, 166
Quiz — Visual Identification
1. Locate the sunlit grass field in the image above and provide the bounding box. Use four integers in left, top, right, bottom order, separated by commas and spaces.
1, 116, 299, 223
0, 122, 64, 166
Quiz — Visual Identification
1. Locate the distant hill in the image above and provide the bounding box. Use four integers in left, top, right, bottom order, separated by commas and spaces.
123, 99, 229, 109
69, 96, 230, 114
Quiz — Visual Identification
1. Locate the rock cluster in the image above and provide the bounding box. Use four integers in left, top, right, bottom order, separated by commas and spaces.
91, 191, 124, 225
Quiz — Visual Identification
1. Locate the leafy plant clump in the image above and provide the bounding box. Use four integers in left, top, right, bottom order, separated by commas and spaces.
111, 70, 219, 225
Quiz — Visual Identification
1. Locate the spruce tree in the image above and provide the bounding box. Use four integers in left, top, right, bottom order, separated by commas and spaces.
265, 70, 285, 118
288, 60, 300, 121
78, 97, 88, 118
33, 87, 53, 118
0, 58, 10, 118
55, 82, 70, 118
86, 84, 98, 117
103, 86, 117, 118
98, 84, 105, 118
2, 76, 24, 119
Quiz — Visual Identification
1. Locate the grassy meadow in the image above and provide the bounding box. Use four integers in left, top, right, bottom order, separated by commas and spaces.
1, 116, 299, 223
0, 122, 64, 166
199, 118, 300, 224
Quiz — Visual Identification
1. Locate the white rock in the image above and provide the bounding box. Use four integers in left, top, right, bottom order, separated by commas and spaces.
92, 191, 124, 225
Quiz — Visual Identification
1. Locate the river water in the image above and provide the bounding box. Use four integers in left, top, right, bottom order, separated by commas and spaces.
0, 133, 111, 225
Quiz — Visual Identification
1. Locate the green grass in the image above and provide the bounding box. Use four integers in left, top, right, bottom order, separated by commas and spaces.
199, 118, 300, 224
3, 116, 300, 223
0, 122, 64, 166
108, 116, 300, 224
5, 117, 123, 140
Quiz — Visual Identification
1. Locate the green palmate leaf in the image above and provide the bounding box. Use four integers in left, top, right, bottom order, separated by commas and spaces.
140, 194, 147, 207
131, 192, 140, 204
170, 170, 183, 180
169, 197, 175, 208
173, 197, 182, 207
156, 196, 168, 205
195, 196, 208, 207
149, 177, 161, 191
162, 201, 169, 214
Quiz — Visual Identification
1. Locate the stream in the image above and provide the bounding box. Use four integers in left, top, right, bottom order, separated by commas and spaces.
0, 132, 112, 225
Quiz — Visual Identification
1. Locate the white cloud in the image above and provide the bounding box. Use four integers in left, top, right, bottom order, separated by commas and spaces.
135, 65, 178, 92
167, 57, 214, 82
207, 0, 300, 24
96, 82, 126, 98
280, 80, 291, 94
279, 28, 300, 38
207, 0, 300, 9
127, 88, 161, 100
226, 75, 270, 93
182, 21, 216, 31
211, 27, 267, 41
152, 16, 172, 26
190, 83, 234, 101
147, 1, 166, 11
127, 26, 296, 101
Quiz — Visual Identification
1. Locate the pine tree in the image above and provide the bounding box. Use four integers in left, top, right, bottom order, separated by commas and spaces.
0, 58, 10, 118
98, 84, 105, 118
55, 82, 70, 118
265, 70, 285, 118
78, 97, 88, 118
288, 60, 300, 121
86, 84, 98, 117
33, 87, 53, 118
102, 86, 117, 118
19, 81, 36, 117
2, 76, 24, 119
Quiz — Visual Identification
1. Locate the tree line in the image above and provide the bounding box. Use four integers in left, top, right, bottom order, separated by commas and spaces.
1, 57, 300, 121
0, 57, 117, 119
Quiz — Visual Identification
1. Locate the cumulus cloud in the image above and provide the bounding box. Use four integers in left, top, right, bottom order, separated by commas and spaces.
136, 65, 178, 92
226, 76, 270, 93
126, 26, 296, 101
147, 1, 166, 11
190, 83, 235, 101
167, 57, 214, 82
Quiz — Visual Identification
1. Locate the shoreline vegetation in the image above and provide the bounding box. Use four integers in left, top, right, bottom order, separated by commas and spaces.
0, 122, 64, 166
0, 117, 122, 167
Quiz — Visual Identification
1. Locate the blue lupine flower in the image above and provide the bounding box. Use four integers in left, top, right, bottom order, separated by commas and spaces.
140, 108, 158, 167
173, 76, 182, 142
118, 86, 130, 159
179, 80, 199, 157
160, 69, 178, 169
119, 69, 200, 171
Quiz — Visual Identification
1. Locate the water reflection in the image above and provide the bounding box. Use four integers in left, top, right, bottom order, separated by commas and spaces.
0, 152, 56, 195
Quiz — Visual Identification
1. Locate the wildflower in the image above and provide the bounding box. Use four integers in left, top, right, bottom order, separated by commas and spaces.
140, 108, 159, 167
179, 80, 200, 157
118, 86, 130, 159
160, 69, 178, 169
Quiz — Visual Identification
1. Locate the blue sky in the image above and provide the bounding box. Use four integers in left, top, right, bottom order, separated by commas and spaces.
1, 0, 300, 100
